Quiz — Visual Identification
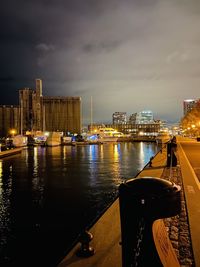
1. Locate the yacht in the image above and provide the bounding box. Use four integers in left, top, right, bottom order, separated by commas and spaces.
96, 127, 124, 142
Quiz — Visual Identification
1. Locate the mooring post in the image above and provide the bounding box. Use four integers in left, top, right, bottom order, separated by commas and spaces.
76, 230, 94, 257
119, 177, 181, 267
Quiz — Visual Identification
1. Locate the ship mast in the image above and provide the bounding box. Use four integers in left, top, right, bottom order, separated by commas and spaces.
90, 96, 93, 132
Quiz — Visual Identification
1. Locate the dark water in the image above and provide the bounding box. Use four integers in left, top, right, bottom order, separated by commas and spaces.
0, 142, 159, 267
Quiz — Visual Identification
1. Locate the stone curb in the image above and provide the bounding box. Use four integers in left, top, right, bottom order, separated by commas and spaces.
162, 165, 195, 267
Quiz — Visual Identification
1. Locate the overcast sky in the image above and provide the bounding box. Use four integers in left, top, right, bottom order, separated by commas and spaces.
1, 0, 200, 124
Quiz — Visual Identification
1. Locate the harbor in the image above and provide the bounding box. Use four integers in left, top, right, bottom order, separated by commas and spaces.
0, 141, 159, 267
1, 1, 200, 266
1, 136, 199, 266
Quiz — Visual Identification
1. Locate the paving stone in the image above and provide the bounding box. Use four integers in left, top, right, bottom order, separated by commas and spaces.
162, 164, 195, 267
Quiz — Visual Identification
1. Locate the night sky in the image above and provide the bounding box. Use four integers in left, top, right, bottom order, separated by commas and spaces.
1, 0, 200, 124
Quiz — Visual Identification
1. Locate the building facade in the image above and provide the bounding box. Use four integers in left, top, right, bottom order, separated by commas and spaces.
112, 112, 127, 124
32, 79, 44, 132
43, 96, 81, 134
0, 79, 82, 137
183, 99, 197, 116
19, 88, 34, 134
0, 105, 20, 137
136, 110, 154, 124
129, 113, 137, 124
88, 122, 160, 136
105, 123, 160, 135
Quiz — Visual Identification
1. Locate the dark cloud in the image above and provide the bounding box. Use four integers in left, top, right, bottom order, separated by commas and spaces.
1, 0, 200, 124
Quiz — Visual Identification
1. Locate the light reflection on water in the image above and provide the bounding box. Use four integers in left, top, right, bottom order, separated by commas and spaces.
0, 142, 159, 267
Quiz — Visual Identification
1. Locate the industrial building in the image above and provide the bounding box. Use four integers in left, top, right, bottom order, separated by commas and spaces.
0, 79, 82, 137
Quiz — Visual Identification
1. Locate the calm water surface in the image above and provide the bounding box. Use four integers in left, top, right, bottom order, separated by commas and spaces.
0, 142, 159, 267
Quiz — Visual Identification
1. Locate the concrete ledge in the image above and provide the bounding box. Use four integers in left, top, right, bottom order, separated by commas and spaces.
0, 148, 23, 158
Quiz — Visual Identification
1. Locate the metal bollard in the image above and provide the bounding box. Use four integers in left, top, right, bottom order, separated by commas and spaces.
167, 138, 177, 167
119, 177, 181, 267
76, 230, 94, 257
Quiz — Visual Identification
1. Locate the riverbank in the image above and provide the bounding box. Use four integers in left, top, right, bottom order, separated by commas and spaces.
58, 144, 194, 267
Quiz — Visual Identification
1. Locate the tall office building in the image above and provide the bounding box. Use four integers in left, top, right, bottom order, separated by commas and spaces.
129, 113, 137, 124
112, 112, 127, 124
183, 99, 197, 115
136, 110, 154, 124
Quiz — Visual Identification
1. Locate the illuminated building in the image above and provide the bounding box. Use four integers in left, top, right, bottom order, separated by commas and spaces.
129, 113, 137, 124
105, 122, 160, 136
112, 112, 127, 124
136, 110, 154, 124
183, 99, 197, 115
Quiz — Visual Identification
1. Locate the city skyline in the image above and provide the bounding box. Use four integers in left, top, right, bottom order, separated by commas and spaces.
1, 0, 200, 124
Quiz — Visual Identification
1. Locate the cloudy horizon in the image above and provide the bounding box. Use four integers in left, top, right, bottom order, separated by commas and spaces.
1, 0, 200, 124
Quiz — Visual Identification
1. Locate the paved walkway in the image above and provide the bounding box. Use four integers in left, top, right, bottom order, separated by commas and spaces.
58, 141, 198, 267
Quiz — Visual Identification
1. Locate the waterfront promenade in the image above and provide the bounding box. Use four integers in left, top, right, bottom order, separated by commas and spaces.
58, 137, 199, 267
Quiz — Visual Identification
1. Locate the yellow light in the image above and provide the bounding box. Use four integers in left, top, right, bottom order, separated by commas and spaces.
10, 129, 16, 135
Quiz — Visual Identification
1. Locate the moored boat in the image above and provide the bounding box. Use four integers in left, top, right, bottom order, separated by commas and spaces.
46, 132, 63, 146
97, 127, 124, 142
12, 135, 28, 147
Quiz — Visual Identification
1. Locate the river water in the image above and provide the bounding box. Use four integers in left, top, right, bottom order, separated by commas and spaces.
0, 142, 160, 267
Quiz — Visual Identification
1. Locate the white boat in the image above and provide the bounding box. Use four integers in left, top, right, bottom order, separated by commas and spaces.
46, 132, 63, 146
12, 135, 28, 147
62, 136, 72, 144
96, 127, 124, 142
